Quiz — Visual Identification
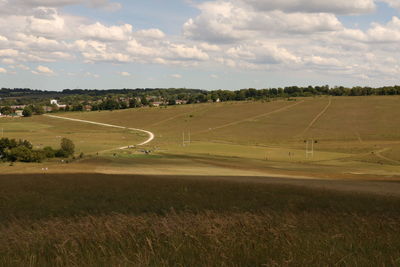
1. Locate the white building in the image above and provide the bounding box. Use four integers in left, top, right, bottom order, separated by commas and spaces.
50, 99, 67, 109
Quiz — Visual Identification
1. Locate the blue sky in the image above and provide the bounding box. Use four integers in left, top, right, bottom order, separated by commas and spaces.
0, 0, 399, 91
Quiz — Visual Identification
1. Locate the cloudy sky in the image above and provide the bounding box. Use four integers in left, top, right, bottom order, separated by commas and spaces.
0, 0, 399, 90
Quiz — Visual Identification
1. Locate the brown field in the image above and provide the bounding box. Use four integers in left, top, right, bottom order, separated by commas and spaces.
0, 173, 400, 266
2, 96, 400, 265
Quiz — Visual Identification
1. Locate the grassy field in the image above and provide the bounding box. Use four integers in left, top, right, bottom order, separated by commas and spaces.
2, 96, 400, 177
1, 173, 400, 266
1, 96, 393, 177
0, 115, 144, 154
1, 96, 400, 265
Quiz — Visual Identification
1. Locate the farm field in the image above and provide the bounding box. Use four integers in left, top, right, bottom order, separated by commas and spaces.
2, 96, 400, 265
2, 96, 398, 178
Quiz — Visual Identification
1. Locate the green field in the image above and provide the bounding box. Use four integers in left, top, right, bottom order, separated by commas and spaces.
0, 115, 143, 154
2, 96, 398, 177
2, 96, 400, 265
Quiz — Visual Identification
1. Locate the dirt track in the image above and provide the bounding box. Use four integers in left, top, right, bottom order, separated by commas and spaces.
44, 114, 155, 147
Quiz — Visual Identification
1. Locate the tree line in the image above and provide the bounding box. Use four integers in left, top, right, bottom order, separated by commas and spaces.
1, 86, 400, 113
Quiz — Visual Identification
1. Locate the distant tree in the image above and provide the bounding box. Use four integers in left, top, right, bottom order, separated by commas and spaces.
168, 99, 176, 105
102, 99, 119, 110
22, 106, 33, 117
6, 146, 45, 162
60, 138, 75, 157
0, 106, 13, 115
43, 146, 56, 158
72, 104, 84, 111
31, 105, 44, 115
140, 97, 149, 106
119, 101, 128, 109
129, 98, 141, 108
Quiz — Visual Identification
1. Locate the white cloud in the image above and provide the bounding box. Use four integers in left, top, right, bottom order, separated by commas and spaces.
119, 71, 131, 76
79, 22, 133, 41
0, 49, 19, 57
136, 28, 165, 39
2, 58, 15, 64
0, 67, 7, 73
168, 44, 209, 61
33, 65, 55, 75
199, 42, 221, 52
27, 7, 65, 37
171, 74, 182, 79
0, 0, 399, 86
367, 16, 400, 42
183, 2, 343, 43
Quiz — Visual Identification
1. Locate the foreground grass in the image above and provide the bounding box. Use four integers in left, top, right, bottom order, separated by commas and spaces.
0, 174, 400, 266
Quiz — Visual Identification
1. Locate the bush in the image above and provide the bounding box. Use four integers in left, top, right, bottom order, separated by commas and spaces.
60, 138, 75, 157
22, 107, 33, 117
55, 149, 69, 158
43, 146, 56, 158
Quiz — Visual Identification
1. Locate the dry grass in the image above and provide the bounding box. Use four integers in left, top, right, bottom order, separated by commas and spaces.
2, 211, 400, 266
0, 173, 400, 266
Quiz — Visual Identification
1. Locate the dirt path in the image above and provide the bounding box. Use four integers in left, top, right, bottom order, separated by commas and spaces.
44, 114, 155, 147
376, 148, 400, 165
194, 100, 304, 135
300, 97, 332, 137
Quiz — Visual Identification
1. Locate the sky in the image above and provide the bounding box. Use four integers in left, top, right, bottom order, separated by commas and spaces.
0, 0, 399, 91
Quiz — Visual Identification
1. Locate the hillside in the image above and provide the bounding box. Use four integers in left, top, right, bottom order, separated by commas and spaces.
2, 96, 400, 177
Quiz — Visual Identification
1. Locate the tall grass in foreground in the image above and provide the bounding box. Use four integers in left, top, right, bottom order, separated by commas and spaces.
1, 212, 399, 266
0, 174, 399, 266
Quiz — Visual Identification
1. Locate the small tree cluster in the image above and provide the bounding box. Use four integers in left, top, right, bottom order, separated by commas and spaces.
0, 137, 75, 163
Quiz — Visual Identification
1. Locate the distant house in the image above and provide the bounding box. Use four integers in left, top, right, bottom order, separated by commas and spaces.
84, 105, 92, 111
10, 105, 26, 109
43, 106, 53, 112
50, 99, 67, 110
15, 110, 23, 117
152, 101, 165, 107
175, 100, 187, 105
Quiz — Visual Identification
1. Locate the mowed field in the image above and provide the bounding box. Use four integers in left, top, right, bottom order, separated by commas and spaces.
4, 95, 396, 177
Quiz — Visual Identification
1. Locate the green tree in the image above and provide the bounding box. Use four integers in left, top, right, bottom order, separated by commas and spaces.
0, 106, 13, 116
129, 98, 140, 108
31, 105, 44, 115
140, 96, 149, 106
60, 138, 75, 157
22, 106, 33, 117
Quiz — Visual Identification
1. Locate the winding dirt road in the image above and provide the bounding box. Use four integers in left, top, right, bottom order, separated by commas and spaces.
44, 114, 155, 148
